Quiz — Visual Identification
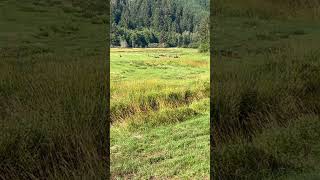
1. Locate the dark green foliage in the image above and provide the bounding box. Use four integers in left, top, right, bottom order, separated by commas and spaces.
111, 0, 209, 48
198, 16, 210, 52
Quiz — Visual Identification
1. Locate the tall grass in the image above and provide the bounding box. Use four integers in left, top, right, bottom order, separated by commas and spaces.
213, 41, 320, 143
0, 55, 108, 179
211, 1, 320, 176
0, 0, 109, 177
212, 38, 320, 178
110, 79, 209, 124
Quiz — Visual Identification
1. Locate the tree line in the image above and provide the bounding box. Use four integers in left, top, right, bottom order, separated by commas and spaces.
111, 0, 209, 51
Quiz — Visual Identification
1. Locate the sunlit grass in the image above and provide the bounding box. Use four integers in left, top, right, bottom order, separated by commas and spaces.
110, 48, 210, 179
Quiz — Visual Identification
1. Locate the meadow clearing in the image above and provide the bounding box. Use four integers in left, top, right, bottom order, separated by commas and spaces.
212, 1, 320, 179
110, 48, 210, 179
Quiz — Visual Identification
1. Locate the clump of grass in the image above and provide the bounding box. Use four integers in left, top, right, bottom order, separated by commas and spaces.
189, 98, 210, 113
110, 80, 208, 123
127, 107, 199, 128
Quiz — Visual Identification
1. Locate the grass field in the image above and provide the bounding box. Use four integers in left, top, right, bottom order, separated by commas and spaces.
0, 0, 108, 179
2, 0, 320, 179
110, 48, 210, 179
212, 1, 320, 179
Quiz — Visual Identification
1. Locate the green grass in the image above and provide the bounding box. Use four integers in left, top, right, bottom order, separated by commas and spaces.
110, 48, 210, 179
212, 1, 320, 179
111, 115, 209, 179
0, 0, 108, 179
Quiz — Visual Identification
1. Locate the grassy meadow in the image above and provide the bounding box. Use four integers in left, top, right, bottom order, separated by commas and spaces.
212, 0, 320, 179
110, 48, 210, 179
0, 0, 108, 179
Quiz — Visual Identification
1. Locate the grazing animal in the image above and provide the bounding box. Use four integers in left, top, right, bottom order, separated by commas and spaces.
120, 55, 122, 57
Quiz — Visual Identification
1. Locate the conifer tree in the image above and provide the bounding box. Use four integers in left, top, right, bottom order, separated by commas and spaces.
111, 0, 209, 49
